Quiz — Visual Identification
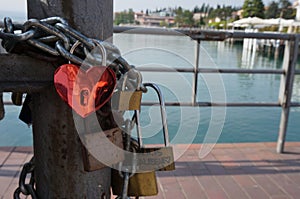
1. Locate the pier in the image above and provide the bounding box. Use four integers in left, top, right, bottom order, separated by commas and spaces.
1, 1, 300, 198
1, 143, 300, 199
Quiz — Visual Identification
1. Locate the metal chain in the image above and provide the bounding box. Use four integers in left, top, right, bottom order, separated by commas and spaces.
14, 157, 37, 199
0, 17, 136, 80
0, 17, 148, 198
0, 16, 146, 121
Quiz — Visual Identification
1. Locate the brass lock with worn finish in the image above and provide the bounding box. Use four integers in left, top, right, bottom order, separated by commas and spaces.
111, 70, 143, 111
135, 83, 175, 172
111, 169, 158, 197
111, 138, 158, 197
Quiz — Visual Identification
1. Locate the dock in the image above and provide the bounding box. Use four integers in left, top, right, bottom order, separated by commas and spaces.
1, 142, 300, 199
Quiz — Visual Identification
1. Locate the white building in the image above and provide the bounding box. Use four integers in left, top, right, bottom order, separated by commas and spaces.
296, 0, 300, 20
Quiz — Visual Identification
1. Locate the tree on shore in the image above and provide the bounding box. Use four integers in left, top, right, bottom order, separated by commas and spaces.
242, 0, 265, 18
114, 9, 135, 25
175, 7, 194, 27
264, 0, 295, 19
265, 1, 279, 18
278, 0, 295, 19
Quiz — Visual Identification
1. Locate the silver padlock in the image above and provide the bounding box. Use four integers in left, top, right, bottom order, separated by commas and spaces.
135, 83, 175, 171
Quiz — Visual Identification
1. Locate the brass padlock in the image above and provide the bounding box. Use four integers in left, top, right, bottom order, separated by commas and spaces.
135, 83, 175, 171
81, 127, 124, 172
111, 70, 143, 111
111, 139, 158, 197
111, 169, 158, 197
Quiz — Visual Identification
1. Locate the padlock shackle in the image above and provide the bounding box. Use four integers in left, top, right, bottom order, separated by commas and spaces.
92, 40, 107, 66
121, 69, 142, 91
143, 83, 170, 146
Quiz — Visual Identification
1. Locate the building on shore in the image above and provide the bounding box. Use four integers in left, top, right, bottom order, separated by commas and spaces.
134, 12, 175, 27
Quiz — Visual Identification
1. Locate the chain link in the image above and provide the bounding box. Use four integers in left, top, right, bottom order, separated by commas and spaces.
14, 157, 37, 199
0, 16, 148, 92
0, 17, 132, 78
0, 17, 147, 198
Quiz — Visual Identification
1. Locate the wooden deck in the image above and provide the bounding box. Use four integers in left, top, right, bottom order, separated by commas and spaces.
1, 142, 300, 199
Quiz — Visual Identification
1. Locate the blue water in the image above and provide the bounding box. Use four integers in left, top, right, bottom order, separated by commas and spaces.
0, 33, 300, 146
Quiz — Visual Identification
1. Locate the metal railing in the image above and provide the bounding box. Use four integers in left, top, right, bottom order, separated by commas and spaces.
1, 26, 299, 153
113, 26, 300, 153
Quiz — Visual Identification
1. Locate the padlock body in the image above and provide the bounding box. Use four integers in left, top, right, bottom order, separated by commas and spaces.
54, 64, 116, 117
137, 146, 175, 171
112, 90, 142, 111
111, 170, 158, 196
81, 127, 124, 171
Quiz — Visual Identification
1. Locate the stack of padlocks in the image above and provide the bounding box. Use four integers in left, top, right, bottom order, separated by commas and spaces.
110, 82, 176, 198
0, 17, 175, 199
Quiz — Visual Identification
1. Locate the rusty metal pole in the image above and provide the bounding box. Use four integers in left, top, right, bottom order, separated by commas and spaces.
27, 0, 113, 198
192, 39, 200, 106
277, 36, 299, 153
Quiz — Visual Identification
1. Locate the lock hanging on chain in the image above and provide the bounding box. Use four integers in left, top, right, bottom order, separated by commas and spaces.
81, 127, 124, 172
134, 83, 175, 172
111, 69, 143, 111
111, 122, 158, 198
54, 39, 116, 118
77, 41, 123, 171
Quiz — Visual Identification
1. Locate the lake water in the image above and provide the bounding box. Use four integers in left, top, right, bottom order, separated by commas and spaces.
0, 33, 300, 146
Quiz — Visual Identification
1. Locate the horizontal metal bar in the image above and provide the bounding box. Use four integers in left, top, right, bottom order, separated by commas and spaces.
0, 81, 53, 92
198, 68, 284, 74
114, 26, 297, 41
137, 66, 285, 74
137, 67, 193, 73
0, 54, 55, 92
291, 102, 300, 107
1, 24, 297, 41
295, 70, 300, 75
3, 101, 298, 107
3, 101, 14, 105
114, 26, 185, 36
141, 101, 282, 107
228, 31, 296, 40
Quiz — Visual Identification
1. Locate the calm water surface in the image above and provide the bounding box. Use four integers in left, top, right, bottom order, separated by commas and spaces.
0, 33, 299, 146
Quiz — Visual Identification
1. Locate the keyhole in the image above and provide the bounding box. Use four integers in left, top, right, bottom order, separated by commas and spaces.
80, 89, 90, 106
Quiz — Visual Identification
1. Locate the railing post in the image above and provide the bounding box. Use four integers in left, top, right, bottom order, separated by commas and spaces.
27, 0, 113, 198
277, 36, 299, 153
192, 39, 200, 105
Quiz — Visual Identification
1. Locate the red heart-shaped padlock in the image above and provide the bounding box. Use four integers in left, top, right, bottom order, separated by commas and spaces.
54, 64, 116, 118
